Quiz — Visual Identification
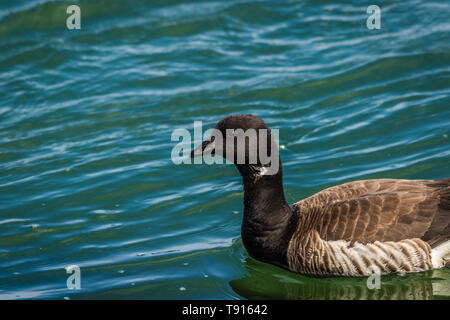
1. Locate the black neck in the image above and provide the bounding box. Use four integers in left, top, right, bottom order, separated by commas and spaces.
236, 163, 296, 268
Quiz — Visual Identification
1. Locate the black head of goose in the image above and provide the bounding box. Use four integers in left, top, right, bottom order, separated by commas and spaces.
190, 114, 450, 277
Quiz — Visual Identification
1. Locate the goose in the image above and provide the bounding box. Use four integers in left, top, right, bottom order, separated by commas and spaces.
190, 114, 450, 277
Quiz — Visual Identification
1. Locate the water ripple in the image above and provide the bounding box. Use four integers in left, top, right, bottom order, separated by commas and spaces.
0, 0, 449, 300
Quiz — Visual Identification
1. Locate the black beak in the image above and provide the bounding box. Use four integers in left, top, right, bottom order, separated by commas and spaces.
190, 140, 213, 158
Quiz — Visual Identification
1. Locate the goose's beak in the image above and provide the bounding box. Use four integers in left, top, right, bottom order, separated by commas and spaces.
190, 139, 214, 158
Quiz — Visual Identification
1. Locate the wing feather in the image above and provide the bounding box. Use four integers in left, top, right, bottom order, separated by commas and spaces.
293, 179, 444, 245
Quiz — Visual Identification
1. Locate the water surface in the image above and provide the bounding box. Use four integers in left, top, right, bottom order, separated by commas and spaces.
0, 0, 449, 299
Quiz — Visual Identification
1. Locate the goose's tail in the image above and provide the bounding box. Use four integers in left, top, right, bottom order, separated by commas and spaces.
427, 178, 450, 268
431, 241, 450, 268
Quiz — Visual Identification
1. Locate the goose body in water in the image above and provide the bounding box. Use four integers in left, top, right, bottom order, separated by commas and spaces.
190, 114, 450, 277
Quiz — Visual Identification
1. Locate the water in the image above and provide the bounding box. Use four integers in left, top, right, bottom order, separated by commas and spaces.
0, 0, 449, 300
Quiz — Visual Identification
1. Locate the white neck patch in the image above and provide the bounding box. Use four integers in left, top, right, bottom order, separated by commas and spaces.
258, 166, 270, 176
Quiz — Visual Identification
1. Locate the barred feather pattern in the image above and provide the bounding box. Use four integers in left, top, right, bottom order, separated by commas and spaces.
285, 178, 449, 276
287, 230, 433, 276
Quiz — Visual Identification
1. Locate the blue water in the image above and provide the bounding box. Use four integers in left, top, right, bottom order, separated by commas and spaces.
0, 0, 449, 299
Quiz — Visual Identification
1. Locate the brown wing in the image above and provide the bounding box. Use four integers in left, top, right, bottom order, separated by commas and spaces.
293, 179, 450, 247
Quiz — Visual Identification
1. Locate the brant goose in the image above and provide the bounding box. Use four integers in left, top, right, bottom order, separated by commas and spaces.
190, 114, 450, 277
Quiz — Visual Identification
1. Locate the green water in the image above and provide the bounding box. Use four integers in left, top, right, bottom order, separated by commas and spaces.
0, 0, 449, 299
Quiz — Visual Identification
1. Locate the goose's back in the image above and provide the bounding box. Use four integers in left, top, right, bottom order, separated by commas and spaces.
286, 178, 450, 276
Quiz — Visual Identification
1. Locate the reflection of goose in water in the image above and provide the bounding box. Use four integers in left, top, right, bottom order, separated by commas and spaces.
229, 258, 450, 300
